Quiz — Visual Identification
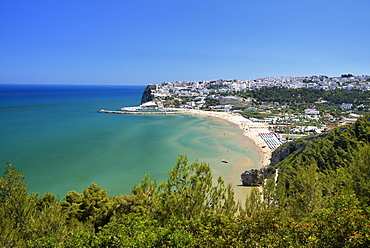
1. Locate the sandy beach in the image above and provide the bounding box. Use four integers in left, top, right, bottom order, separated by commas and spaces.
181, 109, 272, 205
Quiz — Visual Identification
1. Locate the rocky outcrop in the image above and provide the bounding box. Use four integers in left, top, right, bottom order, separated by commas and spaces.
141, 84, 158, 104
241, 169, 263, 186
241, 167, 276, 186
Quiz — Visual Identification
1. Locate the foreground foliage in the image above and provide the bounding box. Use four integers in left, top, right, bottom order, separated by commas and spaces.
1, 115, 370, 247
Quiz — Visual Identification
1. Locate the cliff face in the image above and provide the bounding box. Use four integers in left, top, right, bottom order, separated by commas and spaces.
241, 140, 310, 185
270, 133, 328, 167
270, 141, 308, 166
141, 84, 158, 104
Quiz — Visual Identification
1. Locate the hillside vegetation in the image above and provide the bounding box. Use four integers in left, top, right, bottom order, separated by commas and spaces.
237, 87, 370, 104
1, 115, 370, 247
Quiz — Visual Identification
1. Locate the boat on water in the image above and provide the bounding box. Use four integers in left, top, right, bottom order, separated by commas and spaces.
222, 159, 229, 163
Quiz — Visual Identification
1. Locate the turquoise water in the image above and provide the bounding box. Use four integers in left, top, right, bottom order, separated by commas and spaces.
0, 84, 260, 198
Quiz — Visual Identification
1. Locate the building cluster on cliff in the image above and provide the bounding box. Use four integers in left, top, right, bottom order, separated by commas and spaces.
148, 74, 370, 102
141, 74, 370, 114
138, 74, 370, 144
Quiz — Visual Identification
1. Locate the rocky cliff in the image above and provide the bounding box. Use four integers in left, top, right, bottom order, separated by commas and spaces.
269, 133, 328, 167
241, 133, 330, 185
269, 140, 308, 167
141, 84, 158, 104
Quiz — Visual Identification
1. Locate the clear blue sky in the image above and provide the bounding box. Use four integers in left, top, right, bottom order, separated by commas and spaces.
1, 0, 369, 85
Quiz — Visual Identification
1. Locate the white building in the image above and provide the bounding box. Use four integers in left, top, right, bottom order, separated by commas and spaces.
304, 108, 320, 115
341, 103, 353, 110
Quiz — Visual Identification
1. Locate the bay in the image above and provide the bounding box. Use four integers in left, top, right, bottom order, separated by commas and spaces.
0, 84, 260, 198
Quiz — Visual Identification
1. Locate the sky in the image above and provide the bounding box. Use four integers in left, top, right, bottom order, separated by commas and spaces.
0, 0, 369, 85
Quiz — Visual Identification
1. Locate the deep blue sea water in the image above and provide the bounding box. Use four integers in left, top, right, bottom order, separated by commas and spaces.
0, 84, 260, 198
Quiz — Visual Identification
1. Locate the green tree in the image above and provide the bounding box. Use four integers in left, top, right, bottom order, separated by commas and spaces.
0, 164, 70, 247
0, 164, 37, 246
114, 173, 160, 218
156, 156, 238, 224
61, 183, 115, 233
348, 144, 370, 204
244, 187, 264, 217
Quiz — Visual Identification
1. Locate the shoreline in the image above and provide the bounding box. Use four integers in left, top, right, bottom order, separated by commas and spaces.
179, 109, 272, 204
116, 107, 272, 168
102, 107, 272, 204
181, 109, 272, 167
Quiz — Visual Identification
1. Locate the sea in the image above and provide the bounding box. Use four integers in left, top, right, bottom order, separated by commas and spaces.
0, 84, 260, 198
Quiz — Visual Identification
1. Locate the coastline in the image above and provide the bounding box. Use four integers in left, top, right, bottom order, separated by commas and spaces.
182, 109, 271, 165
178, 109, 272, 204
104, 107, 272, 204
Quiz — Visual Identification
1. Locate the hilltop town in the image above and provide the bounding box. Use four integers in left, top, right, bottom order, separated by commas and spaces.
139, 74, 370, 141
143, 74, 370, 103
